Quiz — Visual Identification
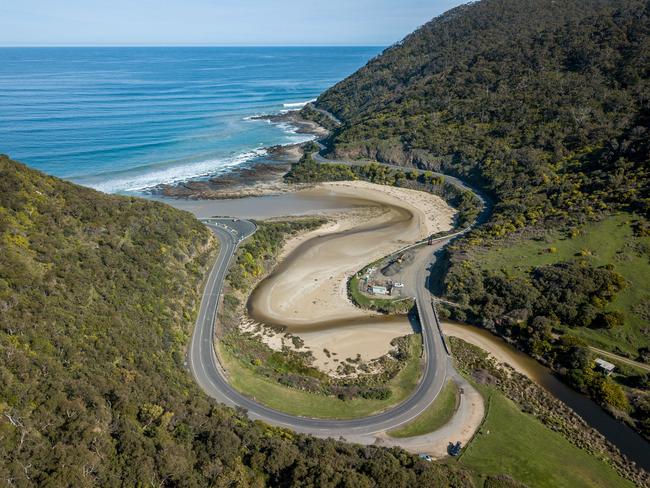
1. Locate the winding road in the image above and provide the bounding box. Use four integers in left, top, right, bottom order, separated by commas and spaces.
187, 146, 491, 445
183, 110, 650, 472
189, 219, 457, 441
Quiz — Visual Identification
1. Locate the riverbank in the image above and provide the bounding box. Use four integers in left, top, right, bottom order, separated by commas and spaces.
441, 321, 535, 378
449, 337, 648, 487
246, 180, 455, 372
442, 320, 650, 474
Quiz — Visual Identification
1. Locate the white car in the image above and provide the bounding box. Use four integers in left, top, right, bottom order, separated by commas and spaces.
418, 454, 432, 462
393, 282, 405, 288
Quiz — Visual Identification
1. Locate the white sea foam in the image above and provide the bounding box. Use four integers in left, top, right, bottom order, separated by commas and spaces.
91, 102, 317, 194
282, 99, 316, 109
90, 148, 268, 194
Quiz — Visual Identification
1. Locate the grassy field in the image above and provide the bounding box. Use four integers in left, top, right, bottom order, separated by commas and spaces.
456, 387, 635, 488
219, 334, 424, 419
475, 212, 649, 356
388, 380, 458, 438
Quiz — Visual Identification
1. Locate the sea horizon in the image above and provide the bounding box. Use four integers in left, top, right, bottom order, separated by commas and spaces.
0, 44, 387, 48
0, 46, 382, 194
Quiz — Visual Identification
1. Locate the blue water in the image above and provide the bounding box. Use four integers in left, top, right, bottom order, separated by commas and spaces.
0, 47, 381, 194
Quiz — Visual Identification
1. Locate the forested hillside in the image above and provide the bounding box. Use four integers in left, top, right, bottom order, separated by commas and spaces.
316, 0, 648, 220
310, 0, 650, 437
0, 155, 478, 486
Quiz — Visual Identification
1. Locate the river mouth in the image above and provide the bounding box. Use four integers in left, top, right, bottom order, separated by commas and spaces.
222, 180, 455, 371
241, 181, 454, 371
164, 182, 650, 469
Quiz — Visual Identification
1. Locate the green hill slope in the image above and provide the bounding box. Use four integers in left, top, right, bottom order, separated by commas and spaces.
316, 0, 648, 219
0, 155, 479, 486
310, 0, 650, 437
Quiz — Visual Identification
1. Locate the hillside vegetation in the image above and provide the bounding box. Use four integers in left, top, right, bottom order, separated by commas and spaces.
315, 0, 649, 227
0, 156, 476, 486
310, 0, 650, 437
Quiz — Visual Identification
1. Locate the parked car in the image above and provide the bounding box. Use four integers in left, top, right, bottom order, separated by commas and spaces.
418, 454, 433, 462
449, 441, 462, 457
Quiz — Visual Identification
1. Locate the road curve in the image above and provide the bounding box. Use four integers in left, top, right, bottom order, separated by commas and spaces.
188, 218, 456, 440
187, 149, 491, 440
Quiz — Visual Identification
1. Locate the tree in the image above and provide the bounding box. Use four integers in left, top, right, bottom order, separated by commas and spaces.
592, 311, 624, 329
595, 378, 631, 413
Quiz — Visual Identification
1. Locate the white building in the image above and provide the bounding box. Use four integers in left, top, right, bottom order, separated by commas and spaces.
595, 358, 615, 375
371, 285, 389, 295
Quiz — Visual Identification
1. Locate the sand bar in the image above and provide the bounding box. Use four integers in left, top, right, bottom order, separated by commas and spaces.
245, 180, 455, 368
249, 181, 455, 328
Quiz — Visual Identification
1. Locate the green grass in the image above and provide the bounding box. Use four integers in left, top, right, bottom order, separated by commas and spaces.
457, 387, 635, 488
388, 380, 458, 438
476, 212, 649, 355
219, 334, 423, 419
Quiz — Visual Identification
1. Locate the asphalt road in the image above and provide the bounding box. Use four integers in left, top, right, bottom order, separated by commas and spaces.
306, 103, 343, 126
188, 217, 458, 441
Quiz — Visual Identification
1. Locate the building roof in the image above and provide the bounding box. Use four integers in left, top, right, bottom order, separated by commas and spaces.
595, 358, 616, 372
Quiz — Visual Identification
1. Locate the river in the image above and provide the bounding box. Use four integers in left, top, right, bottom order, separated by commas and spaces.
158, 191, 650, 471
442, 321, 650, 470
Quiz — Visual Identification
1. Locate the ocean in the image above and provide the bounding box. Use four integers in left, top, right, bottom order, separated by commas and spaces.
0, 46, 381, 194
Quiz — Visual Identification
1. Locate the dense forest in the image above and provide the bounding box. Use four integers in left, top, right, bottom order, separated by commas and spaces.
314, 0, 649, 222
0, 156, 484, 486
308, 0, 650, 437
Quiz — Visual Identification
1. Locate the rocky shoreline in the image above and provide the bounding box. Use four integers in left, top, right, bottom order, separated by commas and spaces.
251, 110, 330, 138
157, 159, 295, 199
154, 110, 327, 200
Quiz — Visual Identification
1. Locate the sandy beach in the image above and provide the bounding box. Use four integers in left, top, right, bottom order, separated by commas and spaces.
245, 180, 456, 371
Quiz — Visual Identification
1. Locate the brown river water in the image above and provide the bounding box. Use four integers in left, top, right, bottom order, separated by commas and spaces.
247, 198, 415, 331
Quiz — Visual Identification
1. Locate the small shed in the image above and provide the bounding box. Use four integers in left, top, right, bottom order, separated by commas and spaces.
371, 285, 389, 296
595, 358, 615, 375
